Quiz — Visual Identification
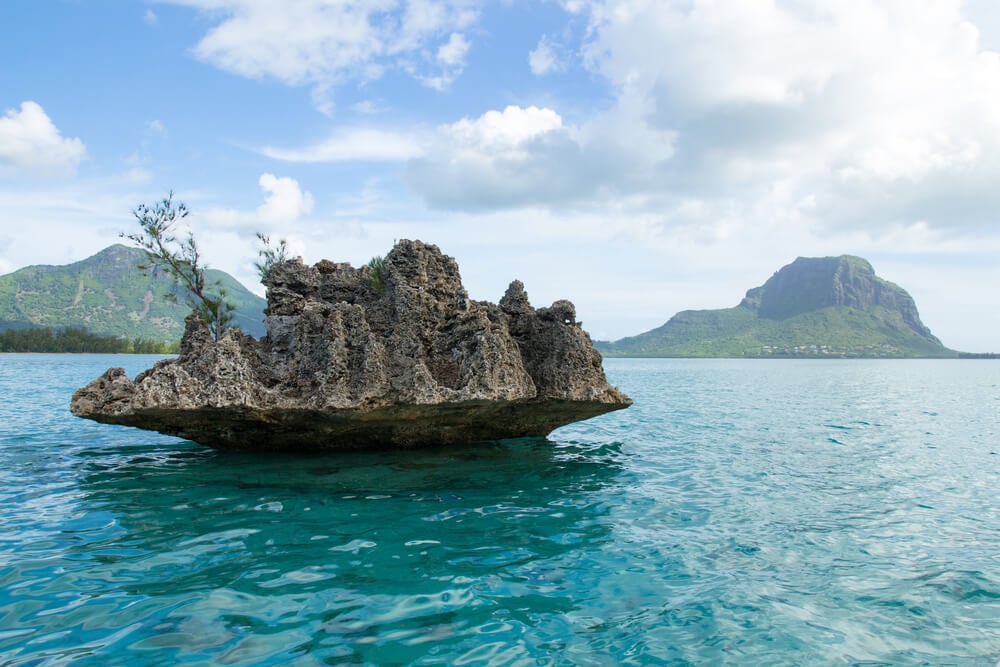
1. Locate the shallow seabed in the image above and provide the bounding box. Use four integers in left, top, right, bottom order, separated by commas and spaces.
1, 354, 998, 665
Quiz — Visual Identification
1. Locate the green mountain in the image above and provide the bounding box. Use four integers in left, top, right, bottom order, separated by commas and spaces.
0, 244, 267, 342
597, 255, 955, 358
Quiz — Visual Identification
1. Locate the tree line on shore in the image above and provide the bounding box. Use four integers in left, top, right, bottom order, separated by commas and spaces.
0, 326, 179, 354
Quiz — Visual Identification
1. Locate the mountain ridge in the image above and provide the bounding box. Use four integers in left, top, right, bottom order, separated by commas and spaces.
0, 244, 266, 342
597, 255, 954, 358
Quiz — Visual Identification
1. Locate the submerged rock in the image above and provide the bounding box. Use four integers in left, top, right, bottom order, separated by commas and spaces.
71, 240, 630, 450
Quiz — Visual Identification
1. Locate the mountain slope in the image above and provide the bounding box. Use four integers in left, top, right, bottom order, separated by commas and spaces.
0, 244, 266, 342
597, 255, 954, 358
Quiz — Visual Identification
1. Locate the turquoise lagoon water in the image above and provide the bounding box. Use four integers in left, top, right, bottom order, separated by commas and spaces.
0, 354, 998, 665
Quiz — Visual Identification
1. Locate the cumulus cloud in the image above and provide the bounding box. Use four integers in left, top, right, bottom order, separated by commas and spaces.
402, 1, 1000, 238
405, 103, 676, 211
202, 173, 314, 232
163, 0, 480, 107
259, 106, 641, 209
569, 0, 1000, 235
406, 106, 582, 210
445, 105, 564, 151
261, 108, 592, 176
407, 30, 472, 90
0, 101, 87, 177
256, 173, 315, 224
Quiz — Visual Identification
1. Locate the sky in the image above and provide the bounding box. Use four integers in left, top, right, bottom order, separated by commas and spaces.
1, 0, 999, 352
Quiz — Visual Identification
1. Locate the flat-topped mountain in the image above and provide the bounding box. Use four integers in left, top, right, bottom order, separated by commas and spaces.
597, 255, 953, 358
0, 244, 266, 341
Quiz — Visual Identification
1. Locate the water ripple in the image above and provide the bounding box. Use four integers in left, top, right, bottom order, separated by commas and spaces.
1, 355, 999, 664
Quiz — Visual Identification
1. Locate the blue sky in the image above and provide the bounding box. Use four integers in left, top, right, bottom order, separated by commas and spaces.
2, 1, 999, 351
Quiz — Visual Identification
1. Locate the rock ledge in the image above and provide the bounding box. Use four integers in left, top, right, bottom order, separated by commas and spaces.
71, 240, 631, 450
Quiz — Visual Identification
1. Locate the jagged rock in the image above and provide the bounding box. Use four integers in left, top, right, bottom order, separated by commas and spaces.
71, 240, 631, 451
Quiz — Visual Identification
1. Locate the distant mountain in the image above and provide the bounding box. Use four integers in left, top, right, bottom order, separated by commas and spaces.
0, 244, 266, 342
597, 255, 955, 358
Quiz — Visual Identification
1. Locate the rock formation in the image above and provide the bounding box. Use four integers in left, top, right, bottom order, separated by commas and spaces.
71, 240, 631, 450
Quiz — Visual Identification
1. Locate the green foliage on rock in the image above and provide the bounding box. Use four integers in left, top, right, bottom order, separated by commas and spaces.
367, 255, 387, 295
254, 233, 292, 281
123, 192, 234, 340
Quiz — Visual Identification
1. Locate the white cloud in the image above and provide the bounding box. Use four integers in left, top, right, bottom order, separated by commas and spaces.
259, 128, 424, 162
393, 0, 477, 56
256, 173, 314, 224
0, 101, 87, 177
411, 31, 472, 90
437, 32, 469, 66
564, 0, 1000, 235
405, 103, 677, 210
528, 35, 560, 75
201, 173, 314, 233
162, 0, 480, 108
445, 105, 564, 152
406, 105, 582, 210
397, 1, 1000, 240
143, 9, 158, 25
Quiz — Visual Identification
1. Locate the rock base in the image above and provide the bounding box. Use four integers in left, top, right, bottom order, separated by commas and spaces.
78, 389, 621, 451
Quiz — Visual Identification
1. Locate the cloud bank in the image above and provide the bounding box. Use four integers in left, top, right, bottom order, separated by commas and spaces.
0, 101, 87, 177
389, 0, 1000, 242
573, 0, 1000, 235
164, 0, 480, 110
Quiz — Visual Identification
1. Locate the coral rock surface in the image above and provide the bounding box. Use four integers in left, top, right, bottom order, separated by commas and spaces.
71, 240, 631, 450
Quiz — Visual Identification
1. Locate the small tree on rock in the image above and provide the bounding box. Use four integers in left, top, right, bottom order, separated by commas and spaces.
122, 191, 233, 341
367, 255, 386, 295
253, 232, 292, 281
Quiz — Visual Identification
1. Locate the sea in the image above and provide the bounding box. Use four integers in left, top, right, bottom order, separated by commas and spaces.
0, 354, 998, 666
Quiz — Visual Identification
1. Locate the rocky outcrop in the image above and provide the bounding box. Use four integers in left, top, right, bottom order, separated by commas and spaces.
71, 240, 630, 451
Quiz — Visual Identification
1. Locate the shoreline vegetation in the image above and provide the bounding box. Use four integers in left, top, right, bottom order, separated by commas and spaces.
0, 227, 992, 359
1, 322, 992, 358
598, 341, 966, 359
0, 326, 179, 354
